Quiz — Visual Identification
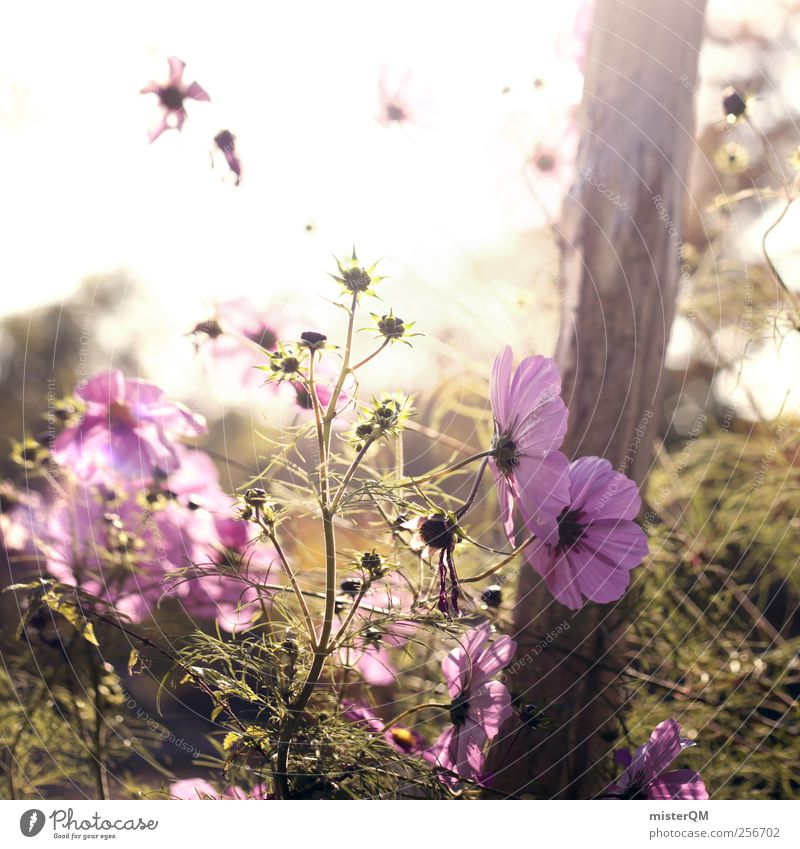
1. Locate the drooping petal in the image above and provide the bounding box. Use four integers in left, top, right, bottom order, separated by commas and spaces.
167, 56, 186, 85
184, 81, 211, 102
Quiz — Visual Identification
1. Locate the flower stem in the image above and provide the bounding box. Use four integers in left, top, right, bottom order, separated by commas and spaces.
268, 529, 318, 645
392, 450, 493, 488
351, 338, 389, 370
455, 456, 489, 519
460, 535, 536, 584
383, 702, 448, 730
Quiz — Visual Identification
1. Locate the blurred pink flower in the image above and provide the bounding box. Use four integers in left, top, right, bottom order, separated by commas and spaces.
525, 456, 648, 610
606, 719, 708, 800
377, 68, 435, 129
489, 346, 570, 542
52, 370, 206, 486
140, 57, 210, 144
0, 482, 45, 559
170, 778, 270, 799
430, 624, 516, 786
191, 297, 283, 391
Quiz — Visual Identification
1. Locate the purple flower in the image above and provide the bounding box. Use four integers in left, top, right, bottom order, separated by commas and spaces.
606, 719, 708, 800
170, 778, 270, 800
140, 57, 210, 144
52, 370, 206, 486
525, 456, 649, 610
431, 624, 516, 786
212, 130, 242, 185
489, 346, 570, 542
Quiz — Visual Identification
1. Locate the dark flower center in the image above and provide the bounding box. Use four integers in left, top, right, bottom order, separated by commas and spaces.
557, 508, 586, 549
534, 152, 556, 172
418, 517, 455, 550
722, 88, 747, 119
449, 691, 470, 726
158, 85, 185, 111
619, 783, 647, 800
386, 103, 406, 122
214, 130, 235, 150
491, 432, 519, 475
109, 401, 136, 428
248, 327, 278, 350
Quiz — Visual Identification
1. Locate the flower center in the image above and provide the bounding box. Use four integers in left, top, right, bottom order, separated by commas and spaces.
534, 152, 556, 172
418, 517, 455, 550
449, 692, 470, 726
158, 85, 185, 111
386, 103, 406, 122
491, 432, 519, 475
557, 508, 586, 549
389, 727, 416, 751
109, 401, 136, 428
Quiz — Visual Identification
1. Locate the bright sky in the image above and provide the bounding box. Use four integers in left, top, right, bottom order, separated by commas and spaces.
2, 0, 799, 419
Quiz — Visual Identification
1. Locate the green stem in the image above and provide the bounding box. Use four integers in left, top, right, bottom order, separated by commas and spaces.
330, 436, 376, 513
351, 338, 389, 371
383, 702, 448, 730
391, 450, 493, 489
268, 530, 318, 646
459, 535, 536, 584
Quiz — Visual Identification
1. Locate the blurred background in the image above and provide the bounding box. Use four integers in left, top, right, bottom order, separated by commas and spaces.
2, 0, 800, 799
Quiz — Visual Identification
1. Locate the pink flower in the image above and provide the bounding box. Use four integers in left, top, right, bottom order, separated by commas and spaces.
340, 619, 416, 686
377, 68, 434, 129
191, 298, 283, 391
140, 57, 210, 144
525, 456, 648, 610
52, 370, 206, 486
343, 703, 429, 757
606, 719, 708, 800
170, 778, 270, 799
0, 482, 45, 559
489, 346, 570, 542
430, 624, 516, 786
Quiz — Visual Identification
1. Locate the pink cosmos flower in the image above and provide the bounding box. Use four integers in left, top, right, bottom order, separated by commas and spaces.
343, 703, 429, 757
377, 68, 434, 129
525, 456, 648, 610
140, 57, 210, 144
606, 719, 708, 800
191, 298, 284, 392
340, 618, 417, 686
430, 624, 516, 786
52, 370, 206, 486
489, 346, 570, 542
170, 778, 270, 799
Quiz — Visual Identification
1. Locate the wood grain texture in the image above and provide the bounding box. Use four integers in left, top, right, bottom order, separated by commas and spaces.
488, 0, 707, 798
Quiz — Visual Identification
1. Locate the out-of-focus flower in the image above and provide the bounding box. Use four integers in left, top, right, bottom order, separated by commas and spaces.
212, 130, 242, 185
0, 481, 45, 558
606, 719, 708, 800
343, 703, 429, 756
170, 778, 270, 799
140, 57, 210, 143
430, 624, 516, 786
713, 141, 749, 175
191, 298, 284, 391
525, 456, 648, 610
341, 619, 416, 686
721, 86, 749, 123
489, 346, 569, 542
376, 68, 435, 129
52, 370, 206, 486
402, 512, 463, 618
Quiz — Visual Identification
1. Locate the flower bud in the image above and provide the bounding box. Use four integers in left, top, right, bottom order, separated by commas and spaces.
300, 331, 327, 351
377, 313, 405, 339
340, 578, 363, 596
481, 585, 503, 608
722, 86, 747, 122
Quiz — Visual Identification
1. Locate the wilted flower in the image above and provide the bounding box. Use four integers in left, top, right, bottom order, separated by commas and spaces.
606, 719, 708, 800
525, 456, 648, 610
140, 57, 210, 144
489, 346, 570, 542
52, 370, 206, 486
403, 512, 462, 618
430, 624, 516, 786
212, 130, 242, 185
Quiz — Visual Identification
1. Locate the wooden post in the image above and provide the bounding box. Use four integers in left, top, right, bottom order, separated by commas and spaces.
489, 0, 707, 798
